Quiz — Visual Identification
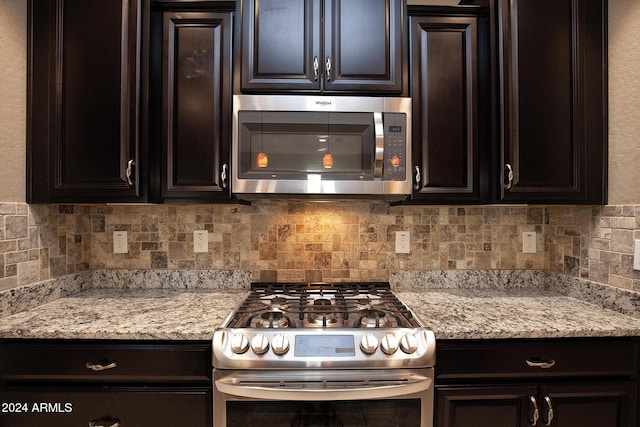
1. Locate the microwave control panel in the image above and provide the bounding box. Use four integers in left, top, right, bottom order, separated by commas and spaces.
382, 113, 407, 181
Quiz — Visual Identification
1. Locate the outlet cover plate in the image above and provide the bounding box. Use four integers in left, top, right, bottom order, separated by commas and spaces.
634, 239, 640, 271
113, 231, 128, 253
395, 231, 410, 254
523, 231, 536, 254
194, 230, 208, 253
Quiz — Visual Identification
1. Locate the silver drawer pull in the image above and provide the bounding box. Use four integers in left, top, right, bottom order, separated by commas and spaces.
86, 360, 117, 371
89, 417, 121, 427
126, 159, 135, 186
543, 396, 554, 426
526, 357, 556, 369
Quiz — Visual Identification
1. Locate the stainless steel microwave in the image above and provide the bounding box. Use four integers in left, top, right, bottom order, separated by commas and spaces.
232, 95, 412, 200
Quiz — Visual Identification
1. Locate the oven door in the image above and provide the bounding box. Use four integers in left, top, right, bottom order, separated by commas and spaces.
213, 368, 434, 427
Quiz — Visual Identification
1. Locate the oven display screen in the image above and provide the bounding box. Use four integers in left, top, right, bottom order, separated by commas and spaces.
294, 335, 355, 357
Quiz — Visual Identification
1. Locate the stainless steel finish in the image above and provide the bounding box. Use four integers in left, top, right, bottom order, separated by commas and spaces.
215, 369, 432, 401
125, 159, 135, 186
214, 328, 436, 370
529, 396, 540, 426
325, 57, 332, 81
221, 163, 228, 189
526, 358, 556, 369
543, 396, 554, 426
414, 165, 421, 190
505, 163, 514, 190
85, 360, 117, 371
214, 368, 434, 427
374, 112, 385, 179
89, 418, 120, 427
313, 56, 319, 81
232, 94, 412, 198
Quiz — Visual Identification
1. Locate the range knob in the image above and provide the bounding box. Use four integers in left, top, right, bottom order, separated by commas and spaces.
271, 334, 290, 356
251, 334, 270, 355
360, 333, 379, 355
399, 334, 419, 354
230, 333, 250, 354
380, 334, 399, 355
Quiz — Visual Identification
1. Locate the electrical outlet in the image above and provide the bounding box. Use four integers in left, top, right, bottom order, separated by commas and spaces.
113, 231, 128, 253
522, 231, 536, 254
395, 231, 410, 254
634, 239, 640, 271
194, 230, 208, 253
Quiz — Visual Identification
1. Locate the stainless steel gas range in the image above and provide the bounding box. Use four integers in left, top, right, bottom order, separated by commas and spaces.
212, 282, 436, 427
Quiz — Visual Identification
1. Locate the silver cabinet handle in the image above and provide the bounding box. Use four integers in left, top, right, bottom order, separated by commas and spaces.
504, 163, 514, 190
126, 159, 135, 186
526, 357, 556, 369
325, 57, 332, 81
221, 163, 228, 189
313, 56, 319, 81
85, 360, 117, 371
543, 396, 554, 426
529, 396, 539, 427
89, 418, 120, 427
414, 166, 421, 190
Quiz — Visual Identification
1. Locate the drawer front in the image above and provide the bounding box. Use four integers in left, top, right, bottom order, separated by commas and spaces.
0, 341, 211, 382
436, 338, 639, 379
0, 386, 211, 427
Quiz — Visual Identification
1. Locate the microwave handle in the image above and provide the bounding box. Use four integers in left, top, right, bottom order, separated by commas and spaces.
374, 112, 384, 179
215, 376, 431, 401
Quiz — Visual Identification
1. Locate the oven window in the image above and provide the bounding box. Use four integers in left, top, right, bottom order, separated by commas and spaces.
238, 111, 375, 179
226, 399, 421, 427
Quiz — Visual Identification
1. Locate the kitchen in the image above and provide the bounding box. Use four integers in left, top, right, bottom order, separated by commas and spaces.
1, 0, 640, 426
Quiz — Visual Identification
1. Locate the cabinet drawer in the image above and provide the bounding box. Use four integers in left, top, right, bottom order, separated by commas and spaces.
0, 341, 211, 382
0, 386, 210, 427
436, 338, 639, 380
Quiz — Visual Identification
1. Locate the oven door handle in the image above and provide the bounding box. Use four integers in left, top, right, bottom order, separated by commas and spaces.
215, 375, 432, 401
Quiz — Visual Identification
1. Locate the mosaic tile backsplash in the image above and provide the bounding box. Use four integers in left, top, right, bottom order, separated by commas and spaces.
1, 201, 639, 291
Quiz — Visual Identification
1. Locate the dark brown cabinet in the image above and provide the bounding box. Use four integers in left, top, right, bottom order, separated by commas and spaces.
156, 9, 233, 201
0, 340, 212, 427
435, 338, 639, 427
495, 0, 607, 204
408, 13, 481, 203
238, 0, 407, 94
28, 0, 146, 203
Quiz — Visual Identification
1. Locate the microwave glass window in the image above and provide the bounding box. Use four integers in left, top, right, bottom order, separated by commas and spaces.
238, 111, 375, 179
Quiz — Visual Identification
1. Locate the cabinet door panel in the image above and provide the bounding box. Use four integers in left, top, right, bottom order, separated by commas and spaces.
436, 385, 536, 427
28, 0, 143, 203
498, 0, 606, 203
161, 11, 232, 200
409, 16, 479, 203
539, 383, 636, 427
0, 387, 210, 427
240, 0, 321, 91
324, 0, 406, 93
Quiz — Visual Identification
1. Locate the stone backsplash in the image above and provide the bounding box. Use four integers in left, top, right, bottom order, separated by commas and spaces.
1, 201, 639, 291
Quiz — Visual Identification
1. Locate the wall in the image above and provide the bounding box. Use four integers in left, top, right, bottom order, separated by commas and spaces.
0, 2, 639, 293
0, 0, 26, 203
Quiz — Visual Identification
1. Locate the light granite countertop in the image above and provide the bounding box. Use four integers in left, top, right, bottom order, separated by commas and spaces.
1, 269, 640, 341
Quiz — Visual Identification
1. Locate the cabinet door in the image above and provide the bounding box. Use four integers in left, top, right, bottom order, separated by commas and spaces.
0, 387, 210, 427
28, 0, 144, 203
323, 0, 406, 94
436, 385, 537, 427
497, 0, 606, 204
408, 15, 479, 203
539, 382, 636, 427
160, 11, 232, 200
240, 0, 321, 91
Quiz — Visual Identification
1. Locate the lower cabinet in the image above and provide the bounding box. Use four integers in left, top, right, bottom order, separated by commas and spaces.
435, 338, 639, 427
437, 382, 636, 427
0, 340, 212, 427
0, 387, 210, 427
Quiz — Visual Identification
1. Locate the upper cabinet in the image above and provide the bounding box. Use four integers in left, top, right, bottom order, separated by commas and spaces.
408, 12, 482, 203
152, 8, 233, 202
495, 0, 607, 204
28, 0, 146, 203
237, 0, 407, 95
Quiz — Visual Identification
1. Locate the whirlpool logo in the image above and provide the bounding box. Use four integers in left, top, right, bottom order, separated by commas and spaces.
315, 100, 333, 106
